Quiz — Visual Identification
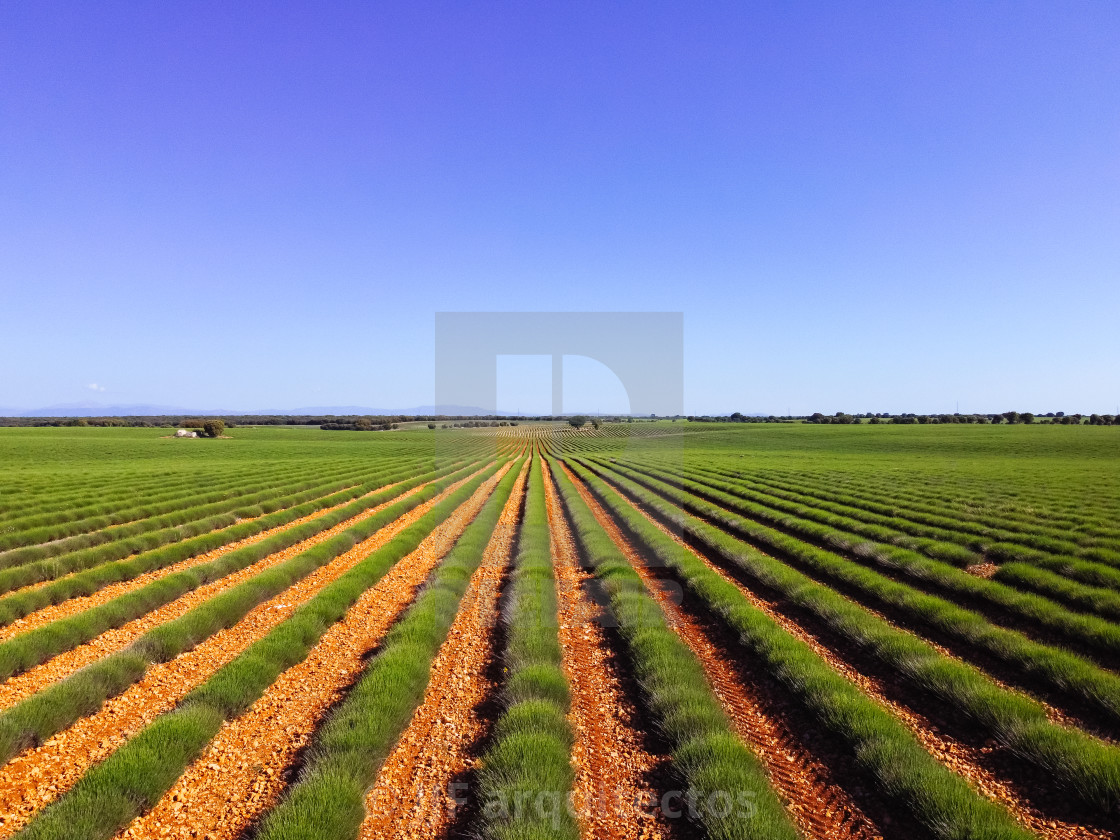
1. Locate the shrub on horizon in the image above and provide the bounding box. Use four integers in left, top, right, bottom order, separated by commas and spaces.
202, 419, 225, 438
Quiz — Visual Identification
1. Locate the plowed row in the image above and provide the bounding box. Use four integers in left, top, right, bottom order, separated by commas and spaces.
0, 425, 1115, 840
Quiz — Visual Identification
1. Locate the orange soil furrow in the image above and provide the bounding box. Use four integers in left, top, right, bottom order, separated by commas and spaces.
0, 484, 384, 644
542, 460, 674, 840
0, 482, 307, 560
1, 477, 364, 559
560, 463, 884, 840
357, 459, 530, 839
0, 480, 360, 569
0, 477, 452, 712
0, 466, 499, 838
109, 460, 516, 840
667, 473, 1094, 733
600, 473, 1110, 840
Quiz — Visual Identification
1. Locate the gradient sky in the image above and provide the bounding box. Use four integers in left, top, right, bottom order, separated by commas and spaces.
2, 1, 1118, 415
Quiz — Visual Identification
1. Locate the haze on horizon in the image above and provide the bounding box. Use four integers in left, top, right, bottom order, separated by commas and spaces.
2, 2, 1118, 416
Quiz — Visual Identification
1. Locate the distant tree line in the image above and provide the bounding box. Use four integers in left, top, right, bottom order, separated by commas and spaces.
177, 419, 227, 437
684, 411, 1120, 426
0, 416, 238, 430
807, 411, 1119, 425
438, 420, 517, 429
806, 413, 861, 424
688, 413, 796, 424
321, 419, 399, 431
879, 412, 1119, 425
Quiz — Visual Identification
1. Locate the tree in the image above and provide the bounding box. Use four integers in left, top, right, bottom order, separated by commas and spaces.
427, 423, 436, 429
202, 419, 225, 438
1021, 412, 1034, 424
568, 416, 588, 429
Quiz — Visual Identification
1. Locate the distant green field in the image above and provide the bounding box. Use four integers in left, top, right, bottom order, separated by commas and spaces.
641, 420, 1120, 514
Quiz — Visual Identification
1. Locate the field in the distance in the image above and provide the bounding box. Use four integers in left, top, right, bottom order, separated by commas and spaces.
0, 422, 1117, 840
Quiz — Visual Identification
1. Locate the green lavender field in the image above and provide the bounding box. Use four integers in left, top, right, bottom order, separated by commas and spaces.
0, 421, 1116, 840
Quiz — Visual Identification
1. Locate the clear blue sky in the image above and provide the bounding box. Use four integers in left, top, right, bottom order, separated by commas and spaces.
2, 1, 1118, 415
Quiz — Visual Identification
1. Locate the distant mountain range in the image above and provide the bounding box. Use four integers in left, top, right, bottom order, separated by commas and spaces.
6, 402, 238, 418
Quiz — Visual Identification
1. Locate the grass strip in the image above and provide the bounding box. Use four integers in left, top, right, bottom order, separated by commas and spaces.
740, 467, 1120, 561
582, 457, 1120, 818
689, 463, 1088, 562
0, 459, 497, 765
0, 464, 371, 570
0, 468, 271, 529
0, 448, 421, 526
609, 459, 1120, 708
0, 460, 469, 682
634, 459, 1120, 662
690, 461, 1120, 572
476, 457, 578, 840
570, 459, 1038, 839
994, 562, 1120, 623
715, 459, 1095, 535
248, 457, 526, 840
0, 460, 362, 553
690, 458, 1120, 569
679, 462, 982, 566
548, 458, 800, 840
0, 459, 442, 627
1030, 554, 1120, 592
11, 458, 522, 840
0, 461, 414, 587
